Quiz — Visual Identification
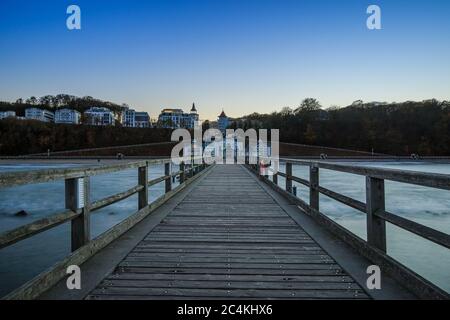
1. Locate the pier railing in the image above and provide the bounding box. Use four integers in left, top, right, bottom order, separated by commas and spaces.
251, 158, 450, 299
0, 157, 211, 299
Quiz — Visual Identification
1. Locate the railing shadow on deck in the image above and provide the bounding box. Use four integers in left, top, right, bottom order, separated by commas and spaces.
0, 157, 212, 300
249, 158, 450, 300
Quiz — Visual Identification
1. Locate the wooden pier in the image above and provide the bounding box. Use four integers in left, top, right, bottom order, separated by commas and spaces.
0, 159, 449, 300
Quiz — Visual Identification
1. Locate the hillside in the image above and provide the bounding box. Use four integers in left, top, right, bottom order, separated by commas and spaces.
231, 99, 450, 156
0, 119, 171, 156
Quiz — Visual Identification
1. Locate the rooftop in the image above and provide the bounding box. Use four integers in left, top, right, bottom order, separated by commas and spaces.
219, 109, 227, 118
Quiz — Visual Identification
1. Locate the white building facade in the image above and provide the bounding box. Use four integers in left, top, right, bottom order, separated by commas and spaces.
25, 108, 54, 122
158, 103, 199, 129
122, 108, 136, 127
84, 107, 115, 126
135, 112, 150, 128
55, 108, 81, 124
0, 111, 16, 119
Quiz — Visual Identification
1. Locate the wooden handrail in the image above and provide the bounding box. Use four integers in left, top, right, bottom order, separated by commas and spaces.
273, 158, 450, 250
248, 158, 450, 299
0, 157, 206, 189
90, 185, 144, 211
317, 185, 366, 213
0, 158, 210, 253
0, 160, 149, 188
2, 162, 213, 300
0, 209, 80, 249
375, 209, 450, 249
281, 158, 450, 190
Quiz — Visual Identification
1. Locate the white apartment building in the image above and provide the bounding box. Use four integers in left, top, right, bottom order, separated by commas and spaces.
84, 107, 115, 126
135, 112, 150, 128
25, 108, 55, 122
122, 108, 136, 127
0, 111, 16, 120
55, 108, 81, 124
158, 103, 199, 129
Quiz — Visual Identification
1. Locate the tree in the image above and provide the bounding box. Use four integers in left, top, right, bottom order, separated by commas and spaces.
304, 124, 317, 144
26, 96, 37, 105
39, 95, 54, 107
202, 120, 211, 131
280, 107, 293, 116
295, 98, 322, 113
351, 100, 364, 107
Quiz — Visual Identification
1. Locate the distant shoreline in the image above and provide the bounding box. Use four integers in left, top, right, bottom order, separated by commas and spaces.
1, 156, 450, 165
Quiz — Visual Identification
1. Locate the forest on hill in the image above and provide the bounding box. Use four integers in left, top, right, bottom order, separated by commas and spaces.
230, 99, 450, 156
0, 94, 126, 118
0, 119, 171, 156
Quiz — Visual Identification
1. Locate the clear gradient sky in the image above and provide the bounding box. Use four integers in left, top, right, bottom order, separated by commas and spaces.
1, 0, 449, 120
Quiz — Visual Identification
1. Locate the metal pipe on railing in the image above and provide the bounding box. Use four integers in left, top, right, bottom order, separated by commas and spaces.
65, 176, 90, 252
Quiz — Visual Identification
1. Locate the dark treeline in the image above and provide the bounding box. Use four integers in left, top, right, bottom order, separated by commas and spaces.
230, 98, 450, 156
0, 94, 125, 117
2, 95, 450, 156
0, 119, 171, 156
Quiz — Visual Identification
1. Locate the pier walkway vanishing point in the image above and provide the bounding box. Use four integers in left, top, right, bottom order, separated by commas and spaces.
0, 159, 449, 300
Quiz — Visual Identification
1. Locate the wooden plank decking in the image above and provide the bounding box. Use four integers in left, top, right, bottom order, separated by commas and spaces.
86, 165, 369, 300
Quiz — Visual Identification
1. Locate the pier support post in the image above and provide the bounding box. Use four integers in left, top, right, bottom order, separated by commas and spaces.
256, 153, 260, 175
165, 162, 172, 193
272, 159, 278, 185
366, 176, 387, 252
180, 161, 185, 183
286, 162, 292, 193
66, 177, 90, 252
310, 166, 319, 211
138, 164, 148, 210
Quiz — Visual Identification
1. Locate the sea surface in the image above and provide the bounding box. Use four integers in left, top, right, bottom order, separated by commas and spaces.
0, 161, 449, 296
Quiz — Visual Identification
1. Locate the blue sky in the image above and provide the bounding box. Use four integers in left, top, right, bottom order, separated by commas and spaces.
0, 0, 449, 120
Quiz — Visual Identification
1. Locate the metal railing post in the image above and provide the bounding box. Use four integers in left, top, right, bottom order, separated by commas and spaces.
310, 166, 319, 211
286, 162, 292, 193
138, 164, 148, 210
66, 176, 90, 252
366, 176, 387, 252
165, 162, 172, 193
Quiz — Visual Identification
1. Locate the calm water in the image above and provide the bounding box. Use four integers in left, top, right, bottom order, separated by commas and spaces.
0, 161, 449, 296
